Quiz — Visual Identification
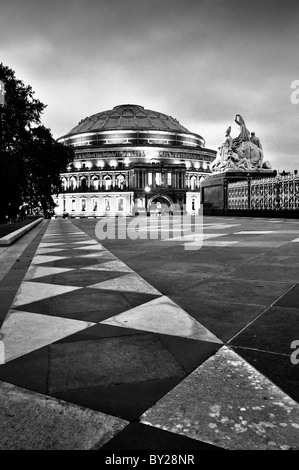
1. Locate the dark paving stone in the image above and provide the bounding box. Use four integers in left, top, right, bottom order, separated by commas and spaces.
134, 270, 217, 295
54, 324, 219, 375
100, 422, 225, 450
157, 335, 220, 374
181, 278, 293, 307
38, 257, 111, 268
30, 269, 128, 287
231, 346, 299, 404
229, 306, 299, 354
46, 328, 219, 420
273, 284, 299, 309
0, 347, 49, 393
224, 263, 299, 282
48, 334, 186, 394
40, 248, 107, 257
13, 288, 160, 322
55, 323, 148, 343
169, 294, 264, 342
52, 377, 183, 421
246, 253, 299, 266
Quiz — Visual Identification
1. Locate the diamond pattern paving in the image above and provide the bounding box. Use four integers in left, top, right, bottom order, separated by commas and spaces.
0, 216, 299, 450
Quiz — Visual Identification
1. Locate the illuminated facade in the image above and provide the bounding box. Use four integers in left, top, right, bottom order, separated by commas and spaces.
54, 104, 216, 216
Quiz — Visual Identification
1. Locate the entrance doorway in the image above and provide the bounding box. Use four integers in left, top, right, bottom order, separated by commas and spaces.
147, 195, 173, 215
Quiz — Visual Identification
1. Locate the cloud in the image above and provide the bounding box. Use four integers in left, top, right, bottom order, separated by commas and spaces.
1, 0, 299, 171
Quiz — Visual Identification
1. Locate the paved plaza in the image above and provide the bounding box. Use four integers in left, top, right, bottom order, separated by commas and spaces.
0, 215, 299, 450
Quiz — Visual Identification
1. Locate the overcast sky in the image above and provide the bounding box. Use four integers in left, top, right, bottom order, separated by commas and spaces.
1, 0, 299, 172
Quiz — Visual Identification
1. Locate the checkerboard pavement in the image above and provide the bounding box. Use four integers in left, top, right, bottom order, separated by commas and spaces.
0, 216, 298, 450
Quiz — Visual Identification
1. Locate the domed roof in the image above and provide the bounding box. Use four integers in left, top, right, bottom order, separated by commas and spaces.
65, 104, 199, 137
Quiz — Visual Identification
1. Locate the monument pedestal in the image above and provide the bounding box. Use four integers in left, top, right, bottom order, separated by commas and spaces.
201, 170, 275, 215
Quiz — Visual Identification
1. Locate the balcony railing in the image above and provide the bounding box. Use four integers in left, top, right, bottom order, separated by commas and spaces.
60, 185, 128, 193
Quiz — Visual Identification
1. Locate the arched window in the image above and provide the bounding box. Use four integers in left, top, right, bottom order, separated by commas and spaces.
91, 177, 99, 191
81, 177, 87, 192
117, 175, 125, 190
191, 176, 196, 191
61, 178, 67, 191
70, 176, 77, 191
104, 176, 112, 191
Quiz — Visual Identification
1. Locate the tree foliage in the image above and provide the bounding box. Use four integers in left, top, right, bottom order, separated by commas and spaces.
0, 63, 73, 222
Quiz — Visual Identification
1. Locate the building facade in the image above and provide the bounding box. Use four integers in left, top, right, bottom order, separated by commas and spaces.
54, 104, 216, 216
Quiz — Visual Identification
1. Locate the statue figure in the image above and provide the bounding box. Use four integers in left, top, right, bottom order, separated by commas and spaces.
231, 114, 251, 151
210, 126, 233, 171
210, 124, 251, 172
211, 114, 267, 173
250, 132, 262, 149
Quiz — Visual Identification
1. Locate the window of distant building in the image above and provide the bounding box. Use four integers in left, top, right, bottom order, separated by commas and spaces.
81, 177, 87, 192
71, 199, 76, 211
155, 172, 161, 186
61, 177, 67, 191
138, 171, 143, 188
105, 198, 110, 211
70, 176, 76, 191
117, 175, 125, 190
191, 176, 196, 191
81, 198, 86, 211
178, 172, 183, 188
118, 198, 124, 211
93, 198, 98, 211
167, 172, 172, 186
104, 176, 112, 190
92, 177, 99, 191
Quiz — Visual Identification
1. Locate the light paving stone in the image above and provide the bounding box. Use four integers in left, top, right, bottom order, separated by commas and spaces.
73, 245, 106, 251
101, 296, 223, 343
0, 381, 128, 449
89, 273, 162, 295
12, 281, 81, 307
0, 310, 95, 362
71, 240, 100, 245
31, 255, 68, 265
24, 265, 75, 280
235, 231, 274, 235
35, 247, 66, 254
82, 252, 117, 259
81, 260, 133, 272
141, 346, 299, 450
203, 224, 241, 230
38, 242, 66, 247
203, 241, 238, 247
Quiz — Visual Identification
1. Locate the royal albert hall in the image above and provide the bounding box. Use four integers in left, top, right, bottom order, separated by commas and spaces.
54, 104, 216, 217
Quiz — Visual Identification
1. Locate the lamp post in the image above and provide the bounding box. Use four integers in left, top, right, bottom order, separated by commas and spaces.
145, 186, 151, 216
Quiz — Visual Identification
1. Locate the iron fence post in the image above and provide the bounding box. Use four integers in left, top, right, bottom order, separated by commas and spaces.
247, 174, 251, 210
224, 178, 228, 211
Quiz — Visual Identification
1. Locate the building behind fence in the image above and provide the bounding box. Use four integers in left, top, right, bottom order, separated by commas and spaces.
227, 173, 299, 211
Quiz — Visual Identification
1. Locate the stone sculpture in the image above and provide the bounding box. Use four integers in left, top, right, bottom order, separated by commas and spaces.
210, 114, 271, 173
